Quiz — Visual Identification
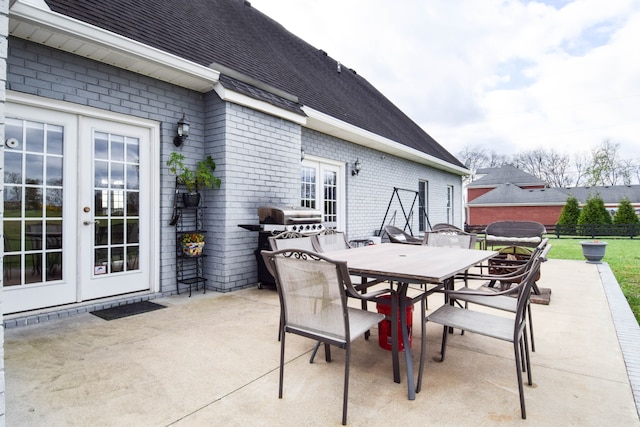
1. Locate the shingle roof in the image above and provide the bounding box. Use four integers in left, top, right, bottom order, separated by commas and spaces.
468, 183, 640, 205
470, 165, 546, 188
45, 0, 463, 168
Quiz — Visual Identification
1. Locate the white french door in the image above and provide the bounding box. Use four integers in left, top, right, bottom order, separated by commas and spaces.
3, 99, 156, 313
301, 157, 345, 229
78, 117, 152, 300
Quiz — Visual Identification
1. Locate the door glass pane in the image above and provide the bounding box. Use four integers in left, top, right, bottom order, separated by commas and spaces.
3, 118, 64, 286
92, 131, 140, 275
300, 166, 316, 209
323, 170, 337, 227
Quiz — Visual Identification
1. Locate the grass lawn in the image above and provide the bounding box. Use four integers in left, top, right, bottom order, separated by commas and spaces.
544, 237, 640, 324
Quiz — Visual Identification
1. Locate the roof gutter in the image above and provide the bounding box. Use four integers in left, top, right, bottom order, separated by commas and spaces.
9, 0, 220, 92
302, 106, 469, 176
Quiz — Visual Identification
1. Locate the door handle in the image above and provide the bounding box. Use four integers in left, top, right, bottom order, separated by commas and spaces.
83, 220, 100, 226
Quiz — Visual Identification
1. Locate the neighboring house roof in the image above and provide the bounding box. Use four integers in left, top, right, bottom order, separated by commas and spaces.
41, 0, 464, 169
468, 184, 567, 206
469, 165, 546, 188
468, 183, 640, 206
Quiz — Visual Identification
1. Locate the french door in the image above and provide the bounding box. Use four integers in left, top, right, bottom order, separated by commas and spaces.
301, 158, 345, 229
3, 100, 156, 313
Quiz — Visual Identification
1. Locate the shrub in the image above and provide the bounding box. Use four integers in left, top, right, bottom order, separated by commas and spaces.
578, 193, 611, 225
613, 197, 639, 224
557, 195, 580, 225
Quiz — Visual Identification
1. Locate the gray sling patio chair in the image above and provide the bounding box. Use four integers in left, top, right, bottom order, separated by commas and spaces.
261, 249, 388, 426
384, 225, 422, 244
422, 229, 477, 249
311, 229, 352, 253
453, 239, 551, 352
268, 231, 315, 251
416, 257, 543, 420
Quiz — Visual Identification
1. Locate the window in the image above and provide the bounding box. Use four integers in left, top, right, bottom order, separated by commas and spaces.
419, 180, 429, 232
446, 185, 454, 224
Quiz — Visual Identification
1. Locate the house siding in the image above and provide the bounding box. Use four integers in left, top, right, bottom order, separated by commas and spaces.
303, 128, 463, 237
469, 205, 561, 226
4, 37, 463, 297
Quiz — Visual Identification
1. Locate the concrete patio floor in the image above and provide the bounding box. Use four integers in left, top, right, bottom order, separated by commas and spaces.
4, 259, 640, 426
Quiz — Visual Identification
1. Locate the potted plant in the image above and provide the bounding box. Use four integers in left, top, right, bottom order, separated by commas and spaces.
181, 232, 205, 257
167, 153, 221, 207
580, 240, 607, 263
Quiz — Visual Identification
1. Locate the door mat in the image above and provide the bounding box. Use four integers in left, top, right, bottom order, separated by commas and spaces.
90, 301, 166, 321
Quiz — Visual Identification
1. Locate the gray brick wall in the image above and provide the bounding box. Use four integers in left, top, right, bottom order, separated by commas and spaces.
303, 128, 463, 240
8, 38, 208, 295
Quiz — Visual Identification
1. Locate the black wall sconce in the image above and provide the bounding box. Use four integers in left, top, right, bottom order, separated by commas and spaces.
352, 158, 361, 176
301, 149, 305, 161
173, 114, 190, 147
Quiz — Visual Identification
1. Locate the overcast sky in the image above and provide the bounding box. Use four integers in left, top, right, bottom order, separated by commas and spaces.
249, 0, 640, 162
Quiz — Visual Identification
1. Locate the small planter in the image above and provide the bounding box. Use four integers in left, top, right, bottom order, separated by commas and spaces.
182, 193, 201, 207
182, 242, 205, 257
580, 241, 607, 264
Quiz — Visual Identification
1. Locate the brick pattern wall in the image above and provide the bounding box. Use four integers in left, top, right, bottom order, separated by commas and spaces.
8, 38, 207, 295
469, 205, 561, 226
303, 128, 464, 238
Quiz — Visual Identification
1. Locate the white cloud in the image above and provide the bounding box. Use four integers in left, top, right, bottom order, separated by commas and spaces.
249, 0, 640, 160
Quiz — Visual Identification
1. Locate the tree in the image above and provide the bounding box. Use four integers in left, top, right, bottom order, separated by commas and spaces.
585, 140, 622, 185
578, 193, 611, 225
557, 196, 580, 225
613, 197, 639, 224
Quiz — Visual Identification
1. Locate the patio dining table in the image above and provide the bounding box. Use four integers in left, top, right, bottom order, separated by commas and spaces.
327, 243, 498, 400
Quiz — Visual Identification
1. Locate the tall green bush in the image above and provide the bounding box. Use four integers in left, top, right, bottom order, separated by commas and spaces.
613, 197, 639, 224
557, 195, 580, 225
577, 193, 611, 224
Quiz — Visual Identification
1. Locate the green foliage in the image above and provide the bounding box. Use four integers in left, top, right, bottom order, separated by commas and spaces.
557, 195, 581, 225
613, 197, 639, 224
167, 153, 221, 193
577, 193, 611, 225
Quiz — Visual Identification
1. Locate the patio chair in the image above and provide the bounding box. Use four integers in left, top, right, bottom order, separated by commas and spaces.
261, 249, 388, 425
453, 239, 551, 352
422, 230, 477, 249
311, 229, 353, 252
417, 257, 543, 419
384, 225, 422, 245
431, 223, 463, 232
268, 231, 315, 251
268, 231, 317, 342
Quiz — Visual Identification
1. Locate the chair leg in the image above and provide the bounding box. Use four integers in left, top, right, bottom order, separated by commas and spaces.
513, 339, 526, 419
440, 324, 449, 362
527, 303, 535, 352
279, 332, 286, 399
309, 341, 322, 363
416, 298, 428, 393
342, 345, 350, 425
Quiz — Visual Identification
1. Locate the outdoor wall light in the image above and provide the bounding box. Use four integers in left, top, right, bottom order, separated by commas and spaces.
173, 114, 190, 147
352, 158, 362, 176
301, 149, 305, 161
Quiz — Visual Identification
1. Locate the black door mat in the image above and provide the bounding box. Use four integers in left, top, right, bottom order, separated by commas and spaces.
90, 301, 166, 321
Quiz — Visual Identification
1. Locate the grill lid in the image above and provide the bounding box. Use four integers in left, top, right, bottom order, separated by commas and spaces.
258, 205, 322, 224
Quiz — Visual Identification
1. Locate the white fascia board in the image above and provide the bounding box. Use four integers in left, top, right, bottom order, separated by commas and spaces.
302, 106, 469, 177
213, 84, 307, 125
9, 0, 219, 92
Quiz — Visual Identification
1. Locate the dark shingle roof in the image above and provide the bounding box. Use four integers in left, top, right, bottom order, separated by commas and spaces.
468, 183, 640, 205
45, 0, 463, 168
470, 165, 546, 188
